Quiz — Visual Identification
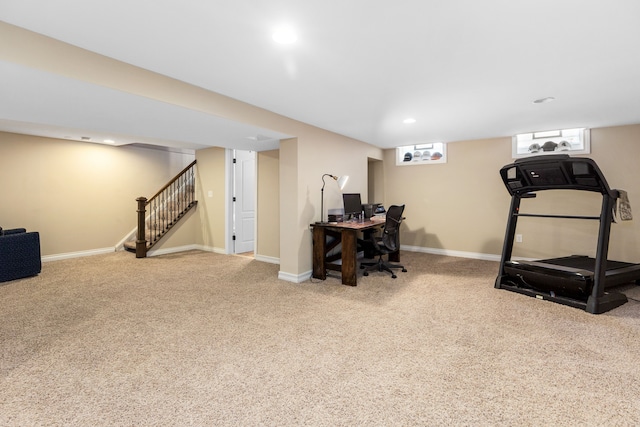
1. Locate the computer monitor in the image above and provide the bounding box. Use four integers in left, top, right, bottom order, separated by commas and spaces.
342, 193, 362, 220
362, 203, 381, 219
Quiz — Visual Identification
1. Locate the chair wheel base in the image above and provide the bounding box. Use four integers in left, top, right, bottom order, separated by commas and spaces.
359, 254, 406, 279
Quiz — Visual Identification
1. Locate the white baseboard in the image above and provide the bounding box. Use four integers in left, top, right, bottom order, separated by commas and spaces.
147, 244, 203, 257
195, 245, 227, 255
254, 254, 280, 265
149, 246, 280, 264
401, 245, 501, 262
42, 247, 116, 262
276, 247, 499, 284
275, 248, 500, 284
147, 244, 230, 256
115, 227, 137, 251
279, 270, 311, 283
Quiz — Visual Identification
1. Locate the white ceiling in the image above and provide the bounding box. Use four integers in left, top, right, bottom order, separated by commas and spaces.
2, 0, 640, 151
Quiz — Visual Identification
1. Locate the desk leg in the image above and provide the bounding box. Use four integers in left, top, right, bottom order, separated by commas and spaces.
312, 226, 327, 280
341, 229, 358, 286
362, 229, 375, 259
389, 250, 400, 263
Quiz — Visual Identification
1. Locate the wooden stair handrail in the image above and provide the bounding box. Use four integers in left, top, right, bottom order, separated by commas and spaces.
146, 160, 197, 205
134, 160, 197, 258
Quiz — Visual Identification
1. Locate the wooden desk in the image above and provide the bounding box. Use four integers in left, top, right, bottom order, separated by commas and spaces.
311, 217, 398, 286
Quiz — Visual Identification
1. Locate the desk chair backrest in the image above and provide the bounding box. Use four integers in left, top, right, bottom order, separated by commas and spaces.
382, 204, 405, 252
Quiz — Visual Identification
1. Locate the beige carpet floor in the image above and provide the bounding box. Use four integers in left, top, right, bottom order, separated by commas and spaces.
1, 250, 640, 426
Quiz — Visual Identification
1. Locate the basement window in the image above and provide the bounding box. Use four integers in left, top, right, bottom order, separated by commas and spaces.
512, 128, 590, 158
396, 142, 447, 166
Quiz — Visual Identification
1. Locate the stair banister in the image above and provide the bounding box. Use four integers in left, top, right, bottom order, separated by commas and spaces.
130, 160, 197, 258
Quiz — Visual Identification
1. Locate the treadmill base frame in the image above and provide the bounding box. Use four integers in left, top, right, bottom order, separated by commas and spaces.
496, 277, 628, 314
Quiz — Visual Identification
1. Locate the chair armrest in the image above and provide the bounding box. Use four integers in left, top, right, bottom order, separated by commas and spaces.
386, 216, 405, 225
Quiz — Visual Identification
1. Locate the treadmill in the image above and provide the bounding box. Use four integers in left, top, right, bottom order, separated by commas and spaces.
495, 154, 640, 314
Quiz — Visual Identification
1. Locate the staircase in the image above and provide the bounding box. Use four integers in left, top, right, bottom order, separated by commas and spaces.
124, 160, 197, 257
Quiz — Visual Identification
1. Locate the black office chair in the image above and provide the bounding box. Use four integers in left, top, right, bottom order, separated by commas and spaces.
360, 204, 407, 279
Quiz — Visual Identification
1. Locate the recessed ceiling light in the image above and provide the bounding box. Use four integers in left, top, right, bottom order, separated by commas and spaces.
403, 118, 416, 124
103, 139, 115, 144
533, 96, 555, 104
272, 26, 297, 44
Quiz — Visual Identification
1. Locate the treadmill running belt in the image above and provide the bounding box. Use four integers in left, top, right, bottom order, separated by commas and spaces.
539, 255, 634, 271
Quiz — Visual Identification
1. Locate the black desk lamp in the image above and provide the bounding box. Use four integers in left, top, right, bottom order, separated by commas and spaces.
319, 174, 349, 223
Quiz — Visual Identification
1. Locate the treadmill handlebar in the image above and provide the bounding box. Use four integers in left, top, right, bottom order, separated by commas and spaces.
500, 155, 617, 198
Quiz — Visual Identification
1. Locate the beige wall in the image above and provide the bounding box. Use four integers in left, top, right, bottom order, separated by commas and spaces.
368, 159, 385, 205
257, 150, 280, 260
383, 124, 640, 263
0, 132, 195, 256
194, 147, 227, 252
291, 131, 383, 276
7, 124, 639, 268
278, 138, 299, 276
148, 208, 199, 254
383, 136, 510, 257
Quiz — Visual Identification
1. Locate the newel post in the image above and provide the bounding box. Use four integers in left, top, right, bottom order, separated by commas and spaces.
136, 197, 148, 258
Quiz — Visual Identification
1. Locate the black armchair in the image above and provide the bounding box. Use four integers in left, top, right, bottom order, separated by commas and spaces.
360, 204, 407, 279
0, 228, 42, 282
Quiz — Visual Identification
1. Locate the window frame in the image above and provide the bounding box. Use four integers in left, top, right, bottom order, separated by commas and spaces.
396, 142, 447, 166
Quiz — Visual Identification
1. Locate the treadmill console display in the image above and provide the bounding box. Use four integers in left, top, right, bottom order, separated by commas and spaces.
499, 154, 614, 197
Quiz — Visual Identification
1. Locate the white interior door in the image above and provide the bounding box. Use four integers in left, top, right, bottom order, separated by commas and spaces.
233, 150, 255, 254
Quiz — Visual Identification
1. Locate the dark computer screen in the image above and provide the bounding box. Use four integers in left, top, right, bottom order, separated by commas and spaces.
342, 193, 362, 218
